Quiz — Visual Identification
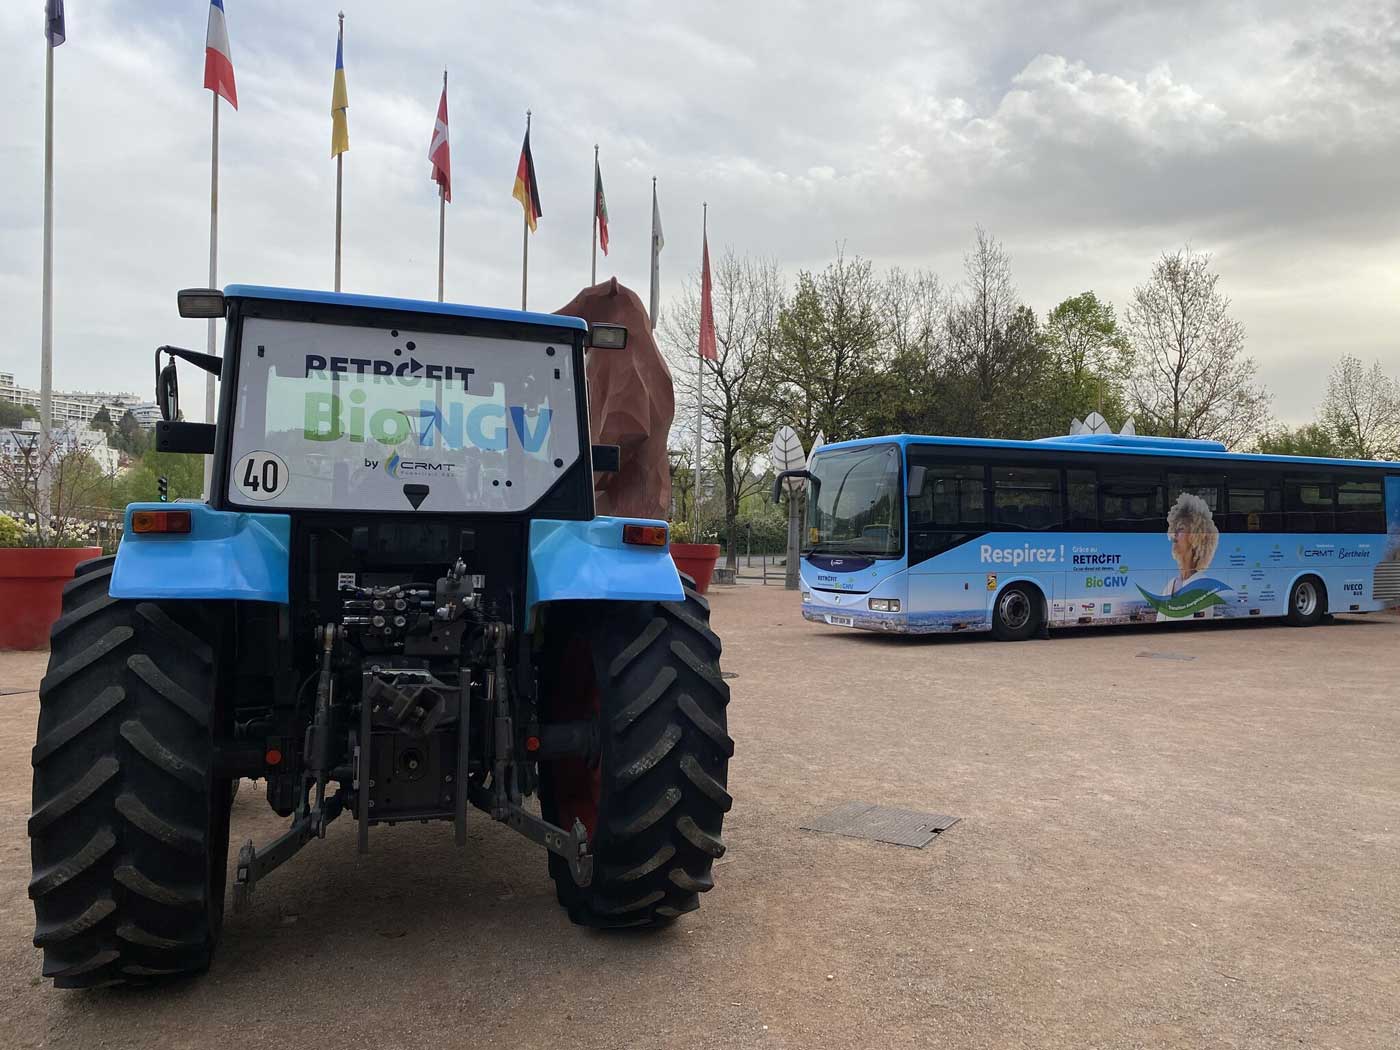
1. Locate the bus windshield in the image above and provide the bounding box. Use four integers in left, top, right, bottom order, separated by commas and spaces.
804, 443, 903, 557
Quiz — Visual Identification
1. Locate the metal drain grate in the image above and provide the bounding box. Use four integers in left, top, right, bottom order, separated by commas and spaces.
801, 802, 960, 848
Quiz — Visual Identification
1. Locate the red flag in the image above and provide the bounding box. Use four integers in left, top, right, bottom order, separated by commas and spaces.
698, 230, 717, 360
594, 156, 609, 256
428, 79, 451, 202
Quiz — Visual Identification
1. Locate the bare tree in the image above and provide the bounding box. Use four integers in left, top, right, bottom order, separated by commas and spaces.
663, 252, 785, 566
1319, 355, 1400, 460
1126, 248, 1271, 447
863, 267, 950, 435
944, 228, 1046, 437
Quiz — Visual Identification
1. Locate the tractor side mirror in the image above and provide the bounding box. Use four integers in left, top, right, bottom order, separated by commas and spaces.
157, 359, 179, 423
907, 465, 927, 499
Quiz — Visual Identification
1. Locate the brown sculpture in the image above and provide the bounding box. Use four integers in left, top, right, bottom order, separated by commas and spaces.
555, 278, 675, 520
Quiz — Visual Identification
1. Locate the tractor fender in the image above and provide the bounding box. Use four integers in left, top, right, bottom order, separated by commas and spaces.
527, 516, 683, 622
109, 502, 291, 603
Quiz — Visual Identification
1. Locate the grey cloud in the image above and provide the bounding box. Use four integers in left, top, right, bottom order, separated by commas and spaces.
0, 0, 1397, 425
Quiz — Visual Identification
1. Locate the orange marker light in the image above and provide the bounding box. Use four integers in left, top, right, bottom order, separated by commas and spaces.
622, 524, 668, 547
130, 510, 192, 534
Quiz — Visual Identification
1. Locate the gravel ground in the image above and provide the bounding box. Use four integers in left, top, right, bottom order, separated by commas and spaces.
1, 588, 1398, 1049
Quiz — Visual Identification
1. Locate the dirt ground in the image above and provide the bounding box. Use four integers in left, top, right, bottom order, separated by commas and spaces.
1, 587, 1398, 1049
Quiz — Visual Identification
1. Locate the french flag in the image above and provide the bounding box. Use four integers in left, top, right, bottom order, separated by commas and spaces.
204, 0, 238, 109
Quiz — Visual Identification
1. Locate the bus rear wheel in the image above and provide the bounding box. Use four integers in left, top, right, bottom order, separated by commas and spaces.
1286, 576, 1326, 627
992, 584, 1042, 642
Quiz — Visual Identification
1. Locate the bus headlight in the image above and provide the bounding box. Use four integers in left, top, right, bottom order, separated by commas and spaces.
868, 598, 901, 612
801, 591, 811, 603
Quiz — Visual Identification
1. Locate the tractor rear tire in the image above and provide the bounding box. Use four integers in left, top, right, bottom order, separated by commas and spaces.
29, 558, 232, 987
539, 576, 732, 928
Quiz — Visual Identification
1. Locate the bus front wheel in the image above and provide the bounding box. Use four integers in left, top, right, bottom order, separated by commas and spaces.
1286, 576, 1326, 627
992, 584, 1042, 642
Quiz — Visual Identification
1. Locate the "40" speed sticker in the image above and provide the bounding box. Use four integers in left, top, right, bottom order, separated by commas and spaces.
234, 450, 289, 502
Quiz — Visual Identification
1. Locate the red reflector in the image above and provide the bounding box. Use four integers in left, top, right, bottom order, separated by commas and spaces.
525, 736, 540, 752
622, 524, 668, 547
131, 510, 192, 534
265, 748, 283, 766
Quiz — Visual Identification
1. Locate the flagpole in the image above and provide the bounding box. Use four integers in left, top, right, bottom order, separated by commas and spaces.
38, 36, 56, 540
203, 90, 219, 495
591, 144, 598, 286
437, 69, 447, 302
521, 109, 531, 309
649, 176, 660, 331
693, 202, 706, 541
334, 11, 345, 293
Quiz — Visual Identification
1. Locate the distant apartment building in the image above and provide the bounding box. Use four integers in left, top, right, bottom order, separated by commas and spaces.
0, 372, 159, 429
0, 420, 121, 474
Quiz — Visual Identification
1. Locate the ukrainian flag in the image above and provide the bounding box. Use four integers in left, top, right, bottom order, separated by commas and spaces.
331, 22, 349, 157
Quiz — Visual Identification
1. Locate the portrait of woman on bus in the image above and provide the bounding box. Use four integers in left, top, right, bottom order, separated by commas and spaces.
1162, 492, 1221, 618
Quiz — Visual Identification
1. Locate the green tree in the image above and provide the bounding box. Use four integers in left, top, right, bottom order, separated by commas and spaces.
1126, 248, 1271, 447
115, 450, 204, 505
112, 409, 149, 457
1252, 424, 1342, 458
1040, 291, 1132, 432
764, 249, 885, 444
0, 400, 39, 428
90, 405, 115, 435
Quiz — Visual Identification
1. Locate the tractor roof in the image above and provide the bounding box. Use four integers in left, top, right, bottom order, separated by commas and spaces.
223, 285, 588, 331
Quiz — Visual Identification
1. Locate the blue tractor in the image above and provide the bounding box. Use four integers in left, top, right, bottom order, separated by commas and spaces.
28, 286, 731, 987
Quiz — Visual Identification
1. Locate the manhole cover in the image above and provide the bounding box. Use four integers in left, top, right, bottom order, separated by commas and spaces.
1136, 651, 1196, 662
801, 802, 959, 848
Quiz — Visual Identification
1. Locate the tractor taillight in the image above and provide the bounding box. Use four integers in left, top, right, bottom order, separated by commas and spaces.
622, 524, 667, 547
131, 510, 192, 534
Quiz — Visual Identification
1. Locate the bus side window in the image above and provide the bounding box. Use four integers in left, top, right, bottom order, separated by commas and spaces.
992, 466, 1062, 531
1225, 474, 1282, 532
1284, 475, 1335, 533
1100, 471, 1166, 532
1336, 477, 1385, 534
925, 463, 986, 528
1067, 469, 1097, 530
1168, 472, 1223, 515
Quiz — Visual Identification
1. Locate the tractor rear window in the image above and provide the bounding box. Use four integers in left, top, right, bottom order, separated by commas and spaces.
225, 317, 580, 513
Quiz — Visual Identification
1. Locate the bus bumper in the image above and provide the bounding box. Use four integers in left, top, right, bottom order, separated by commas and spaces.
802, 605, 910, 632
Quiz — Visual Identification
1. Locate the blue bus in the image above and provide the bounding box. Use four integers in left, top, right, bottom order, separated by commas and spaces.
779, 433, 1400, 640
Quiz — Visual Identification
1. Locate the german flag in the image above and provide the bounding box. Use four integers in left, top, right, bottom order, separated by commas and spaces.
512, 127, 542, 232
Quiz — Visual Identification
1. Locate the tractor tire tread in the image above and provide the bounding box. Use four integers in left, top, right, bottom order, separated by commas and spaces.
543, 584, 730, 929
28, 582, 227, 988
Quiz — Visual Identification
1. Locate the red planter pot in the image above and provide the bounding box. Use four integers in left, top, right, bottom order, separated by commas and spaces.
670, 542, 721, 595
0, 547, 103, 650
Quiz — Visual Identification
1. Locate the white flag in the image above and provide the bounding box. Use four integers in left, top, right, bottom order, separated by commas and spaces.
649, 181, 664, 331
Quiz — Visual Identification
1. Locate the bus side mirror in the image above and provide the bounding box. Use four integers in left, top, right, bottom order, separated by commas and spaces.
908, 465, 927, 499
772, 469, 816, 504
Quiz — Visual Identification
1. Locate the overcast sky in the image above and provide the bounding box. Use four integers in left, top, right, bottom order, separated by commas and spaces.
2, 0, 1397, 424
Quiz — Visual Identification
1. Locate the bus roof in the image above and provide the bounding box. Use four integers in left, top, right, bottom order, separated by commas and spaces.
811, 432, 1399, 471
223, 285, 589, 332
